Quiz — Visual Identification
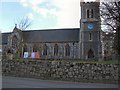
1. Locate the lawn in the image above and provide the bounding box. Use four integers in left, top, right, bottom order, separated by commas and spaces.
7, 58, 119, 65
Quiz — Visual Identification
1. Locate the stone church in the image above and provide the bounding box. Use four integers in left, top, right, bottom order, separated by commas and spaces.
2, 1, 102, 60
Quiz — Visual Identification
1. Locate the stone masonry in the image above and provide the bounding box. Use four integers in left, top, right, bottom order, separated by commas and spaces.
2, 60, 119, 84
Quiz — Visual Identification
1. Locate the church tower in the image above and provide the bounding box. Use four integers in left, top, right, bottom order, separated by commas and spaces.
79, 0, 102, 60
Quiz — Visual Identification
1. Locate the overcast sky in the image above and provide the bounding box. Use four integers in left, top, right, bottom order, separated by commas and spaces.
0, 0, 97, 33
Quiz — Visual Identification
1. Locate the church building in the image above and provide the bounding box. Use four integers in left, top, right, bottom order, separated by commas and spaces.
2, 0, 102, 60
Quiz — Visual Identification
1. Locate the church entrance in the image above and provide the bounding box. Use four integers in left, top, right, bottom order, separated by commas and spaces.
88, 49, 94, 59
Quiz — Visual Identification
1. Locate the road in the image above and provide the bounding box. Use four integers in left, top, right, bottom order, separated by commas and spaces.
2, 76, 118, 88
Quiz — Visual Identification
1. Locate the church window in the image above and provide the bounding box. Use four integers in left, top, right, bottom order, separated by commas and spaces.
54, 44, 59, 56
33, 44, 38, 52
89, 9, 94, 18
89, 33, 92, 41
23, 45, 27, 52
43, 44, 47, 55
87, 9, 94, 18
91, 9, 94, 18
12, 35, 18, 48
65, 44, 70, 56
87, 9, 90, 18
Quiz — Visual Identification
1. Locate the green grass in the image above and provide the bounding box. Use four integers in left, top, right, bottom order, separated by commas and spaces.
97, 60, 119, 64
7, 58, 119, 64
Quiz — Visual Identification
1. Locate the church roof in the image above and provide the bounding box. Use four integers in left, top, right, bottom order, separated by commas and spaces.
2, 28, 80, 45
23, 28, 80, 43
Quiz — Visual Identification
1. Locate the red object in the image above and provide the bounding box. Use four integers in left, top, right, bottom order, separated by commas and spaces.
35, 52, 40, 58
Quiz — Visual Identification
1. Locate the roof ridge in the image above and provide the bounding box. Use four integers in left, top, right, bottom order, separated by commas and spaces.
22, 28, 80, 32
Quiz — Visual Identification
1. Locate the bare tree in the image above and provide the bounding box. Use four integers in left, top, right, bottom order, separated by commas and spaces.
100, 0, 120, 57
100, 1, 120, 31
18, 16, 32, 30
13, 16, 32, 59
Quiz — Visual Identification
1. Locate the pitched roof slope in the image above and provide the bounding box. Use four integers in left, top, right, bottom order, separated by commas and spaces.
23, 28, 80, 43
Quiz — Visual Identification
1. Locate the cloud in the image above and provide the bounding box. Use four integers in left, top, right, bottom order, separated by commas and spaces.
20, 0, 98, 29
20, 0, 29, 7
53, 0, 80, 28
20, 0, 58, 18
19, 0, 80, 28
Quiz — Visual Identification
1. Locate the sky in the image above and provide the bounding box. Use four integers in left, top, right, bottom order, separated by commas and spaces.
0, 0, 97, 33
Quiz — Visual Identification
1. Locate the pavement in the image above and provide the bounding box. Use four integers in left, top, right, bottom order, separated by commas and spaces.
2, 76, 118, 88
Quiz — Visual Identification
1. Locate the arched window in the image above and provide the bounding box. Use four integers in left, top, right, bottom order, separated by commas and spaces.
89, 33, 92, 41
87, 9, 94, 18
87, 9, 90, 18
43, 44, 47, 55
12, 35, 18, 48
33, 44, 38, 52
91, 9, 94, 18
65, 44, 70, 56
23, 45, 27, 52
54, 44, 58, 56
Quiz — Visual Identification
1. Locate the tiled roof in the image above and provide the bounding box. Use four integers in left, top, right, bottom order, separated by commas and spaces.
22, 28, 80, 43
2, 28, 80, 45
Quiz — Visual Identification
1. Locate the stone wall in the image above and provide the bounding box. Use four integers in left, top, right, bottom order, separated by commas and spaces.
2, 60, 119, 84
